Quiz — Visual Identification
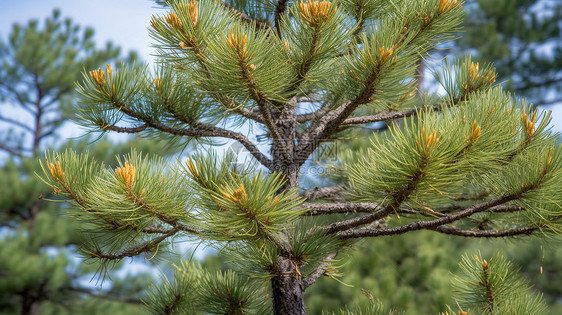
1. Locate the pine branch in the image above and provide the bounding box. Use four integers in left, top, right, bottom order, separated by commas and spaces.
337, 137, 552, 239
0, 115, 33, 132
220, 95, 265, 123
295, 104, 331, 123
102, 124, 149, 133
302, 252, 337, 289
221, 2, 270, 29
286, 26, 321, 97
53, 175, 177, 236
0, 143, 22, 157
486, 205, 525, 213
336, 194, 517, 239
301, 186, 344, 201
323, 203, 393, 234
303, 202, 381, 216
130, 194, 205, 235
142, 225, 178, 234
296, 100, 357, 163
90, 228, 177, 260
234, 59, 288, 161
106, 101, 273, 170
340, 105, 439, 126
450, 191, 490, 201
431, 225, 537, 237
296, 7, 467, 162
324, 151, 433, 233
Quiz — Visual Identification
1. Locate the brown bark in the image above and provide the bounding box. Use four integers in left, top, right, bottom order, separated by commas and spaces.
271, 256, 306, 315
21, 288, 40, 315
270, 134, 308, 313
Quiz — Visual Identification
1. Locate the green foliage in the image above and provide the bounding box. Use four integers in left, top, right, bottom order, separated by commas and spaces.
184, 152, 305, 242
145, 261, 270, 314
349, 85, 562, 234
449, 252, 547, 315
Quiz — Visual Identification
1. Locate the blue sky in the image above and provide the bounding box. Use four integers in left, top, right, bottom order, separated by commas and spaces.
0, 0, 158, 62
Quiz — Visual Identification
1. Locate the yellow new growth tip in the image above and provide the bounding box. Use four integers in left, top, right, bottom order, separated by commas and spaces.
177, 0, 198, 28
458, 311, 468, 315
468, 61, 479, 80
226, 29, 248, 59
437, 0, 458, 15
233, 183, 248, 203
187, 0, 198, 28
267, 195, 279, 203
165, 12, 182, 30
298, 1, 335, 28
222, 183, 248, 204
545, 146, 555, 172
470, 120, 482, 142
89, 68, 106, 87
474, 255, 488, 270
283, 39, 291, 52
378, 46, 395, 65
186, 158, 199, 177
483, 70, 496, 83
154, 77, 163, 94
106, 64, 113, 79
48, 161, 65, 181
417, 127, 440, 153
115, 162, 136, 190
522, 109, 538, 137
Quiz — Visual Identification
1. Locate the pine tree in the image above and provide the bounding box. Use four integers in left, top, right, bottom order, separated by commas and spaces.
459, 0, 562, 105
0, 10, 150, 315
39, 0, 562, 313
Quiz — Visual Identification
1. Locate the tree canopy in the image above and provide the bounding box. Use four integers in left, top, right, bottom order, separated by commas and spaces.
37, 0, 561, 314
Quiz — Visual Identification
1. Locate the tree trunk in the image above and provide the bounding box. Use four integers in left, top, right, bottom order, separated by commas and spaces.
21, 289, 39, 315
271, 256, 306, 315
270, 103, 306, 314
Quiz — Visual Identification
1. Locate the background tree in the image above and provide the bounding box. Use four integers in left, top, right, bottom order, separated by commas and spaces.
0, 10, 158, 315
459, 0, 562, 105
40, 0, 562, 314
